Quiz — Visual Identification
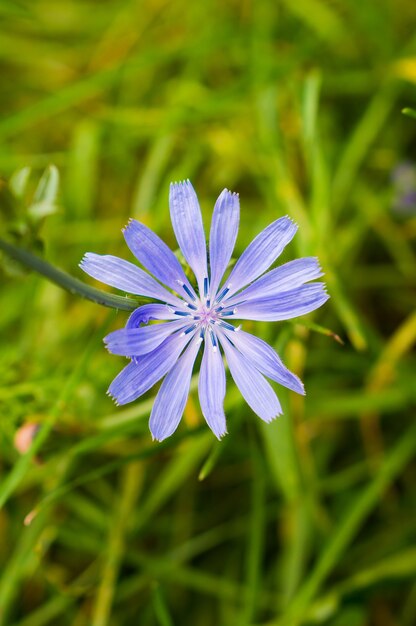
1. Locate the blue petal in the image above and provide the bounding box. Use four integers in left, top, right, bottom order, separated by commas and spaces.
108, 332, 192, 405
219, 328, 304, 394
104, 320, 186, 357
225, 217, 297, 298
169, 180, 207, 294
198, 340, 227, 439
209, 189, 240, 298
219, 336, 282, 422
229, 283, 329, 321
122, 219, 197, 300
80, 253, 181, 306
149, 336, 202, 441
226, 257, 323, 305
126, 303, 176, 329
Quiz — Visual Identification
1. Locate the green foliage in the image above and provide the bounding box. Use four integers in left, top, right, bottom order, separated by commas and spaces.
1, 1, 416, 625
0, 165, 60, 276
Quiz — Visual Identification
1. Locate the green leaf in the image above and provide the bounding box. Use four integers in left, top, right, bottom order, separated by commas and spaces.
9, 166, 31, 198
28, 165, 60, 221
402, 107, 416, 119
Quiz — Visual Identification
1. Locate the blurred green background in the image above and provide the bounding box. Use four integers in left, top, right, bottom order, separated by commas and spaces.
1, 1, 416, 625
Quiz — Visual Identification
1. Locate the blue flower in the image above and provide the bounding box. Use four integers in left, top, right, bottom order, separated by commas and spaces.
81, 181, 329, 441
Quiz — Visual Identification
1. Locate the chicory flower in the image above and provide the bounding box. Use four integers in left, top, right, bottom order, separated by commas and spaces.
81, 181, 328, 440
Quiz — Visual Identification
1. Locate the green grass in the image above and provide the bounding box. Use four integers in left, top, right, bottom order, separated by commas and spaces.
1, 1, 416, 624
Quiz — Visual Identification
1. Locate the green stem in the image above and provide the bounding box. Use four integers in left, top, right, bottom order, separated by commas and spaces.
0, 237, 141, 311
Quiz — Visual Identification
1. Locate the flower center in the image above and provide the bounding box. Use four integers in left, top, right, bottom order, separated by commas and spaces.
197, 304, 217, 326
170, 281, 240, 345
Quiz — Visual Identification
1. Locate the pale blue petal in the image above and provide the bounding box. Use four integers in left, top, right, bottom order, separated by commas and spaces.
219, 336, 282, 422
229, 283, 329, 321
198, 340, 227, 439
80, 253, 181, 306
209, 189, 239, 298
104, 320, 186, 357
108, 332, 192, 405
169, 180, 207, 294
219, 328, 304, 394
226, 257, 323, 305
126, 303, 176, 329
225, 217, 297, 298
122, 219, 197, 300
149, 337, 202, 441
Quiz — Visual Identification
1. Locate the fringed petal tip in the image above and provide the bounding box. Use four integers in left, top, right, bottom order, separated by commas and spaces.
262, 409, 282, 424
103, 338, 114, 354
320, 285, 330, 300
221, 188, 239, 198
106, 389, 119, 406
152, 423, 228, 442
213, 427, 228, 440
296, 379, 306, 396
121, 217, 135, 234
79, 252, 92, 269
103, 332, 117, 353
149, 428, 169, 442
313, 256, 324, 275
170, 179, 192, 188
150, 432, 170, 443
282, 214, 298, 229
287, 372, 306, 396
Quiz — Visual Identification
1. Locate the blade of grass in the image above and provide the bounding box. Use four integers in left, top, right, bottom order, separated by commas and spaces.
0, 314, 113, 510
91, 462, 143, 626
275, 422, 416, 625
331, 83, 400, 216
152, 584, 175, 626
239, 442, 266, 625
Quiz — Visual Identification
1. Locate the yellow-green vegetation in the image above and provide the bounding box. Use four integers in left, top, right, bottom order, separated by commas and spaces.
1, 1, 416, 625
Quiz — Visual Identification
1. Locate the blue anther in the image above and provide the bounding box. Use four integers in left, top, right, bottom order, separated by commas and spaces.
187, 302, 198, 311
215, 286, 230, 304
218, 320, 236, 332
220, 309, 235, 317
209, 328, 218, 347
174, 310, 192, 317
182, 283, 196, 301
203, 277, 209, 298
184, 324, 197, 335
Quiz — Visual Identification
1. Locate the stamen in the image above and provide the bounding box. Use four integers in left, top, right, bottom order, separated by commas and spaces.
203, 277, 209, 298
220, 309, 237, 317
182, 283, 196, 301
206, 299, 211, 308
208, 328, 218, 350
199, 327, 205, 340
215, 285, 230, 304
217, 320, 237, 332
181, 323, 198, 336
185, 302, 198, 311
174, 310, 192, 317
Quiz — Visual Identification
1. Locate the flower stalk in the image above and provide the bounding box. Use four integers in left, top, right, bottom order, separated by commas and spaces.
0, 237, 141, 311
